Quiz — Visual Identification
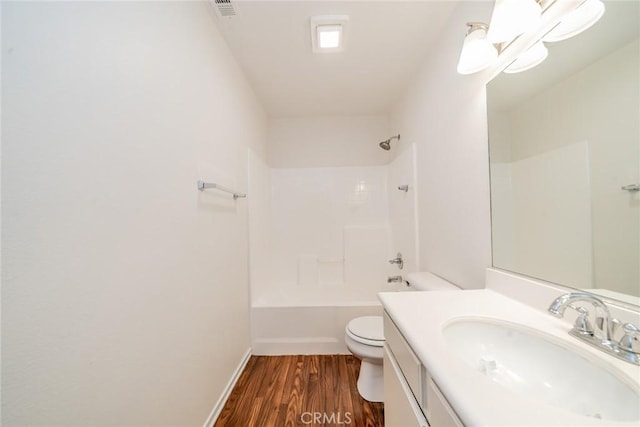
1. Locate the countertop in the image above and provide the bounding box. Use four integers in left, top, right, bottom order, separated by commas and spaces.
379, 289, 640, 426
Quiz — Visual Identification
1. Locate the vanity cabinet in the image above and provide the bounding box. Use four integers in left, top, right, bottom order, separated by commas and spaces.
383, 311, 463, 427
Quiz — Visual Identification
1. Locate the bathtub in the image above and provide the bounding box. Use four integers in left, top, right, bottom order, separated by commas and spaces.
251, 285, 384, 355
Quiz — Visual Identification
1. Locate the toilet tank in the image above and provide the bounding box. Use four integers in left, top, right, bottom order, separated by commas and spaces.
406, 272, 459, 291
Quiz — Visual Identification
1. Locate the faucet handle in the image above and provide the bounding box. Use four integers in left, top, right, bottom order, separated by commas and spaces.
610, 318, 623, 340
573, 306, 594, 336
388, 253, 404, 270
619, 323, 640, 354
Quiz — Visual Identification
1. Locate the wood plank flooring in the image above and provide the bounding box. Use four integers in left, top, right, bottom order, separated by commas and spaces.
215, 355, 384, 427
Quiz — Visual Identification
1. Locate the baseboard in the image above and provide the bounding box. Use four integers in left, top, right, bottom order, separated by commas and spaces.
202, 347, 252, 427
252, 337, 349, 355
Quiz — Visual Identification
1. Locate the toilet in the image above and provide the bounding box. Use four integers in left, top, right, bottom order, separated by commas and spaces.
344, 272, 460, 402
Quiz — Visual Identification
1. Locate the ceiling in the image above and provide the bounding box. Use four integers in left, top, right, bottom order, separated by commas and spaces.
211, 1, 459, 118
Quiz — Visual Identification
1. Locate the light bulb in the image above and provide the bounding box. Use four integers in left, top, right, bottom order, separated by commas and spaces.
457, 24, 498, 75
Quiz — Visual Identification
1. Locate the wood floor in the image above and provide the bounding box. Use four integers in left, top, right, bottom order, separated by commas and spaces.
215, 355, 384, 427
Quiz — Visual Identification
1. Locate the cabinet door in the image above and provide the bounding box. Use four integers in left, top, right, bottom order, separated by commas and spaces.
383, 344, 428, 427
384, 312, 422, 400
426, 376, 464, 427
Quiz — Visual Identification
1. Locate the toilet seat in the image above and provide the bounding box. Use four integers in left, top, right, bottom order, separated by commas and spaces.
346, 316, 384, 347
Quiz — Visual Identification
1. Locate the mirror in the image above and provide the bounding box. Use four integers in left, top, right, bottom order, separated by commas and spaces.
487, 1, 640, 304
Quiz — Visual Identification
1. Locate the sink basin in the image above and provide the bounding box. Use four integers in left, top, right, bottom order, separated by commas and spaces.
443, 319, 640, 422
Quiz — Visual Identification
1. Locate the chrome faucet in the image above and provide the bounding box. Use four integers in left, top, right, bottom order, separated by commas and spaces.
548, 292, 640, 365
548, 292, 613, 341
388, 252, 404, 270
387, 275, 404, 284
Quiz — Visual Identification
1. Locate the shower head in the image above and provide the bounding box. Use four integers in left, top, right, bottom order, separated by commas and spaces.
379, 134, 400, 151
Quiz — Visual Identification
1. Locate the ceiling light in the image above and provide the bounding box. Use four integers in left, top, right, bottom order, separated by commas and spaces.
318, 25, 341, 49
457, 23, 498, 75
310, 15, 349, 53
503, 41, 548, 74
487, 0, 542, 44
543, 0, 605, 42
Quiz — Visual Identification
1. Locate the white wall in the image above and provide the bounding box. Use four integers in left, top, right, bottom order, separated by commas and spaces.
2, 2, 266, 425
268, 115, 390, 168
389, 2, 494, 289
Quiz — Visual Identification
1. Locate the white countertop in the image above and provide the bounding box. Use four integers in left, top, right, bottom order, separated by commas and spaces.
379, 289, 640, 426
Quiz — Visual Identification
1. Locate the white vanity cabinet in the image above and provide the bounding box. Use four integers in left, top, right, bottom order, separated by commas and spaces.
383, 311, 463, 427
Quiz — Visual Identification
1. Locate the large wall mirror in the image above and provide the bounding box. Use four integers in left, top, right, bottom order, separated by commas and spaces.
487, 0, 640, 305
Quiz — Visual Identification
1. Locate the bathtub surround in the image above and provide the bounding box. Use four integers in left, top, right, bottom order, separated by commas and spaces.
249, 128, 420, 354
248, 112, 414, 355
2, 2, 266, 425
388, 144, 420, 276
270, 166, 390, 291
249, 164, 392, 355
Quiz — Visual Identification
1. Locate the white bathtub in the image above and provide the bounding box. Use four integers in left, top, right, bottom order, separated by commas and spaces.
251, 286, 384, 355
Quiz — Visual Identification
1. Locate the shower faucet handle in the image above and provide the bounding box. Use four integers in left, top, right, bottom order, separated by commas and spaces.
388, 253, 404, 270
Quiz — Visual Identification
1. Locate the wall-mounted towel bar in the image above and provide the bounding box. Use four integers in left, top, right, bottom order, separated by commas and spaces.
197, 180, 246, 199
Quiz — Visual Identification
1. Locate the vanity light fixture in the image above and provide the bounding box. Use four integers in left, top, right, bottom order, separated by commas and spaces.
457, 0, 606, 75
486, 0, 542, 44
456, 23, 498, 75
503, 41, 548, 74
310, 15, 349, 53
543, 0, 605, 42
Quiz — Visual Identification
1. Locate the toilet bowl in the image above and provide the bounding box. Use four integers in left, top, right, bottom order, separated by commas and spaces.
344, 272, 459, 403
345, 316, 385, 402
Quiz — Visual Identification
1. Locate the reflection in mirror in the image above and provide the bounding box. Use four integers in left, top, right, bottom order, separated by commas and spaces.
487, 0, 640, 304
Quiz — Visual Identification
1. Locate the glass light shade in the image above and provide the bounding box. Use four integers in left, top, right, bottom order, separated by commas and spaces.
457, 26, 498, 75
543, 0, 605, 42
487, 0, 542, 44
504, 41, 548, 73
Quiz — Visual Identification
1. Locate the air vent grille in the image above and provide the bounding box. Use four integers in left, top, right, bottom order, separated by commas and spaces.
213, 0, 236, 17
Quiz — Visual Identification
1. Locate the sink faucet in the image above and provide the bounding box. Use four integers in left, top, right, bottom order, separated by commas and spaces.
548, 292, 613, 341
548, 292, 640, 365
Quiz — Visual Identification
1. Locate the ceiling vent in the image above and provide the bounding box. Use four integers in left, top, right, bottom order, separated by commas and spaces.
310, 15, 349, 53
211, 0, 236, 18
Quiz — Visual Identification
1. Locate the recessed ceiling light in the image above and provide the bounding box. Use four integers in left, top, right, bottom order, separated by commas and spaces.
310, 15, 349, 53
318, 25, 341, 49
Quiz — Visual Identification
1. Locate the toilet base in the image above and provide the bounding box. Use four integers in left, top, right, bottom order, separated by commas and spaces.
357, 358, 384, 403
